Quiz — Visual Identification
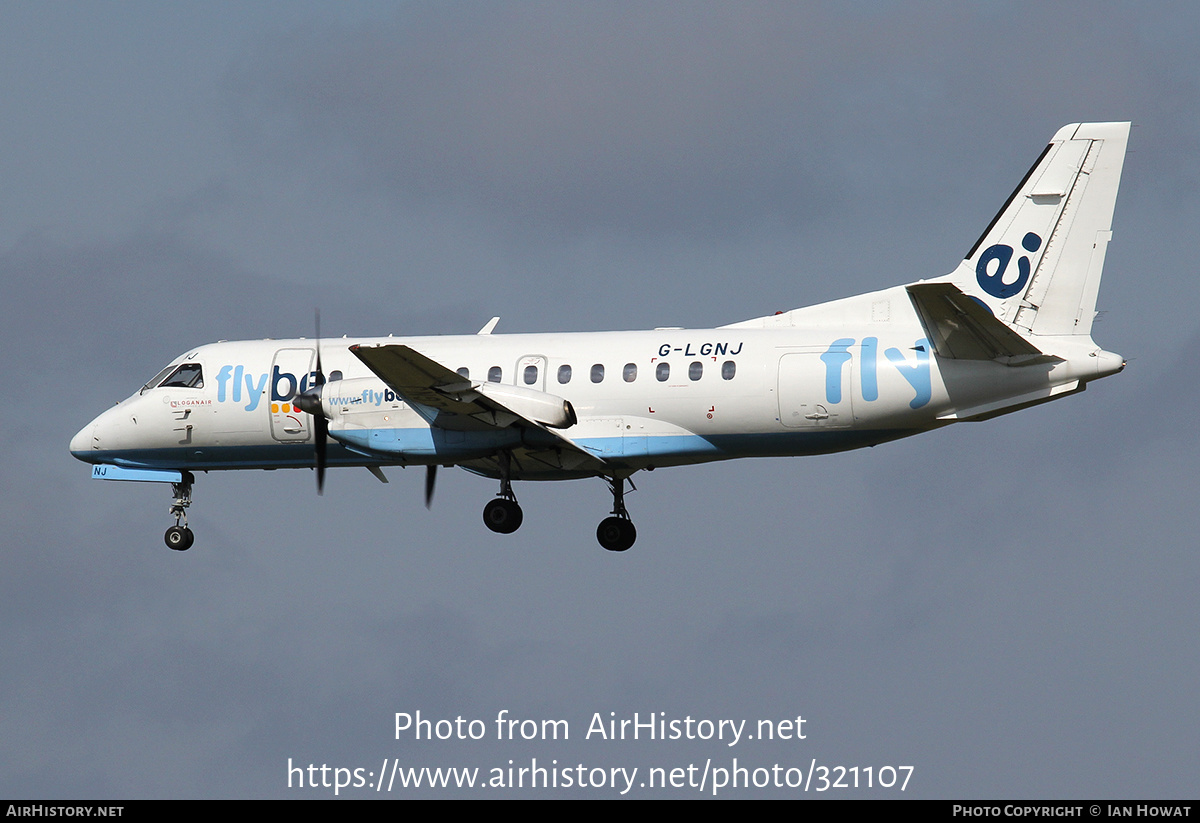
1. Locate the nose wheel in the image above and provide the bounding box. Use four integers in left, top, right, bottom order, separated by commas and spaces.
596, 476, 637, 552
165, 525, 194, 551
164, 472, 195, 551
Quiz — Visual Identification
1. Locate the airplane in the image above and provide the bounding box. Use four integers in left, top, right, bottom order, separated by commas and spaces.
70, 122, 1130, 553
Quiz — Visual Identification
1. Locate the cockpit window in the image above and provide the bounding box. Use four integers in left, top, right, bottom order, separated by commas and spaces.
156, 363, 204, 390
141, 365, 178, 394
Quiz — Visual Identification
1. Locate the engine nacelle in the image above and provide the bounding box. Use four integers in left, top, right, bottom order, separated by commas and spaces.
474, 382, 578, 429
293, 377, 388, 421
316, 377, 383, 418
298, 376, 576, 430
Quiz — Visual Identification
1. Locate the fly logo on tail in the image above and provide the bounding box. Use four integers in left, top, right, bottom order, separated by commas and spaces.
976, 231, 1043, 299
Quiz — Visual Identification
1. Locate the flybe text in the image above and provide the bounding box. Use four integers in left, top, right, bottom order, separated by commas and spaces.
215, 365, 317, 411
215, 365, 402, 411
326, 389, 403, 407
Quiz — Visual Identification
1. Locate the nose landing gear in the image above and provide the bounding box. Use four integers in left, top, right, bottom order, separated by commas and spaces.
596, 476, 636, 552
164, 472, 195, 551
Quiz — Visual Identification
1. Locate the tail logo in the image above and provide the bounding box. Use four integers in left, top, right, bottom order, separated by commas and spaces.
976, 232, 1042, 298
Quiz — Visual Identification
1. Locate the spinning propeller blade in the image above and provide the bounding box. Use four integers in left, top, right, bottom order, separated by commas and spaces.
312, 311, 327, 494
425, 465, 437, 509
293, 310, 328, 495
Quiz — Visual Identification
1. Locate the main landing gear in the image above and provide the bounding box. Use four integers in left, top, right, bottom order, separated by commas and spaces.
478, 455, 637, 551
164, 471, 195, 551
482, 451, 523, 534
596, 476, 636, 552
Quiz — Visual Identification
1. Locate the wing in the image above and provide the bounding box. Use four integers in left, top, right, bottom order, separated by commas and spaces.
349, 343, 609, 474
349, 343, 488, 420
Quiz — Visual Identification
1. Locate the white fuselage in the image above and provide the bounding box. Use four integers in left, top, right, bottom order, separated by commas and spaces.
69, 283, 1123, 481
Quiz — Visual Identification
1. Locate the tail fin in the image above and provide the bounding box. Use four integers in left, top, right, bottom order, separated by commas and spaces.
951, 122, 1129, 337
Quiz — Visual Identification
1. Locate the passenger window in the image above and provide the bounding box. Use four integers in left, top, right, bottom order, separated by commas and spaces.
721, 361, 736, 380
160, 363, 204, 389
523, 365, 538, 385
329, 370, 343, 382
591, 364, 605, 383
488, 366, 502, 383
689, 361, 703, 381
558, 364, 572, 384
456, 367, 469, 379
656, 362, 670, 382
623, 363, 637, 382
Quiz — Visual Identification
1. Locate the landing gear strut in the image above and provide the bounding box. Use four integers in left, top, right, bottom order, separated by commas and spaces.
482, 451, 523, 534
164, 472, 195, 551
596, 476, 637, 552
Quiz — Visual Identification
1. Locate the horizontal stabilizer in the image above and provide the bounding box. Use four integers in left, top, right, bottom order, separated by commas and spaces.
938, 380, 1083, 422
907, 283, 1049, 363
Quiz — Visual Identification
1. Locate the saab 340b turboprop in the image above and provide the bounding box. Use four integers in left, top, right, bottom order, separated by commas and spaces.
70, 122, 1130, 553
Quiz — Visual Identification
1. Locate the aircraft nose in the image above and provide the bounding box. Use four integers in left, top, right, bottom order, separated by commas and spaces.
69, 420, 98, 462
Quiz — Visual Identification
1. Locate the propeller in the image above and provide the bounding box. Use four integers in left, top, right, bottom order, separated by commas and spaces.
295, 313, 433, 507
425, 465, 437, 509
293, 310, 328, 494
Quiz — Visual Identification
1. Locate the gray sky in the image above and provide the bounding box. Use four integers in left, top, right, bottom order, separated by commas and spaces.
2, 1, 1197, 798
